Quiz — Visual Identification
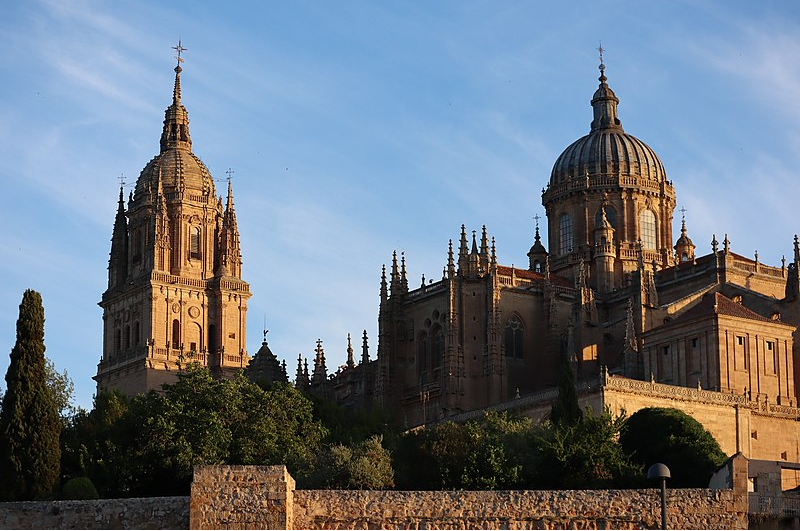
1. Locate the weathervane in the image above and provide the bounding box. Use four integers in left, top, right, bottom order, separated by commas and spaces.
679, 206, 687, 223
173, 40, 188, 67
225, 167, 235, 185
117, 174, 126, 188
533, 213, 540, 231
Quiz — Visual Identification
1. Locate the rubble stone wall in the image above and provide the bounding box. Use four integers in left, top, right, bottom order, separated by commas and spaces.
0, 496, 188, 530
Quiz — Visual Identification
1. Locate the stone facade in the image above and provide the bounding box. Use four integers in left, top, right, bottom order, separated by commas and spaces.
94, 56, 251, 396
0, 497, 188, 529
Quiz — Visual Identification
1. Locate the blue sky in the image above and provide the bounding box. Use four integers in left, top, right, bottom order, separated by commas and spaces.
1, 0, 799, 409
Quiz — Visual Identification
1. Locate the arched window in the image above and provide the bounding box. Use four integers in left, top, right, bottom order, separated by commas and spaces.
417, 332, 428, 374
134, 321, 140, 346
594, 206, 616, 229
681, 252, 689, 262
190, 226, 201, 259
533, 260, 542, 273
431, 326, 444, 369
208, 324, 217, 355
114, 329, 121, 354
172, 319, 181, 350
559, 214, 573, 255
124, 326, 130, 349
504, 315, 524, 359
132, 229, 143, 264
640, 210, 657, 250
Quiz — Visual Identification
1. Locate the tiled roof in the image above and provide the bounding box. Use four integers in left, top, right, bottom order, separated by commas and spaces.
495, 265, 572, 287
674, 292, 775, 325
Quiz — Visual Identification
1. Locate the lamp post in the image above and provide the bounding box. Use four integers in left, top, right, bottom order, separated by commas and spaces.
647, 463, 671, 530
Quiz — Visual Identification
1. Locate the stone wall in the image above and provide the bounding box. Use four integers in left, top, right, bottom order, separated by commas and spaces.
293, 488, 744, 530
0, 496, 188, 530
188, 460, 748, 530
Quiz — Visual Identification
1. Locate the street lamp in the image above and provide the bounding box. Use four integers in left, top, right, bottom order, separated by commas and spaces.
647, 463, 671, 530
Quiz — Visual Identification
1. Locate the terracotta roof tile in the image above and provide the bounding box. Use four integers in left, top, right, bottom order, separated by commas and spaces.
495, 265, 572, 287
675, 292, 774, 324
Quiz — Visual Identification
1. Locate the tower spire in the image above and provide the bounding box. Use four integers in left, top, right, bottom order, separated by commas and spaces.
108, 183, 129, 289
160, 41, 192, 152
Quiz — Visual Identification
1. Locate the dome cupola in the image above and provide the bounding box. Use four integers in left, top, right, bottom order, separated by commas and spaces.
541, 51, 677, 285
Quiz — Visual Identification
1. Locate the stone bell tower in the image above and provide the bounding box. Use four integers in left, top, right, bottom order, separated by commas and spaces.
95, 43, 252, 396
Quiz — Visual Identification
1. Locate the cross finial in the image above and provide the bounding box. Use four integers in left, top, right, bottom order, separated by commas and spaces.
117, 174, 126, 188
225, 167, 235, 184
173, 40, 188, 66
533, 214, 540, 230
597, 41, 607, 81
679, 206, 687, 222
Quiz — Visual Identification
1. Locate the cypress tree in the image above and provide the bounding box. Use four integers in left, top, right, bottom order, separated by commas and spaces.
550, 349, 581, 425
0, 290, 61, 500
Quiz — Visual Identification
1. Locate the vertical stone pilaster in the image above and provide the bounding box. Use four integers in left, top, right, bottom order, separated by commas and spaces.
190, 465, 295, 530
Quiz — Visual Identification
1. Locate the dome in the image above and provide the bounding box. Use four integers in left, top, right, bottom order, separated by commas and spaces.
550, 130, 667, 185
134, 148, 216, 198
549, 64, 667, 187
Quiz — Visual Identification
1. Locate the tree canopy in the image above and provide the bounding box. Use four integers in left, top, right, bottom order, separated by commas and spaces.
619, 407, 727, 487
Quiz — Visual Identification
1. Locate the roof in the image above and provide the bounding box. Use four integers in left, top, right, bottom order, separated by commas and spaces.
671, 292, 785, 327
495, 265, 572, 288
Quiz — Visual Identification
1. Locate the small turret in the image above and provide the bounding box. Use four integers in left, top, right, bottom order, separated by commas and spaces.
593, 205, 615, 292
527, 215, 547, 273
674, 210, 695, 263
216, 179, 242, 278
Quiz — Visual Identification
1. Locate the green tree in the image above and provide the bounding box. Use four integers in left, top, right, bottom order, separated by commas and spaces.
619, 407, 727, 487
45, 358, 76, 421
0, 290, 61, 500
312, 435, 395, 489
60, 390, 133, 497
105, 366, 326, 496
532, 408, 641, 489
395, 412, 530, 490
550, 349, 581, 425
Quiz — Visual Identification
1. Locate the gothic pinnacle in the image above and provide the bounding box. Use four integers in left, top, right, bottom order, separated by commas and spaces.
346, 333, 355, 369
361, 330, 369, 364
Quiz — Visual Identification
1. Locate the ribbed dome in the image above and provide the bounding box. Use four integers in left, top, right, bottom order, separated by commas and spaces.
135, 148, 215, 197
549, 64, 667, 186
550, 130, 667, 185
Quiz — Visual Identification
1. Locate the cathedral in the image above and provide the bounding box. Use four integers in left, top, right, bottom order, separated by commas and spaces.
95, 49, 800, 464
301, 56, 800, 461
94, 48, 252, 395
